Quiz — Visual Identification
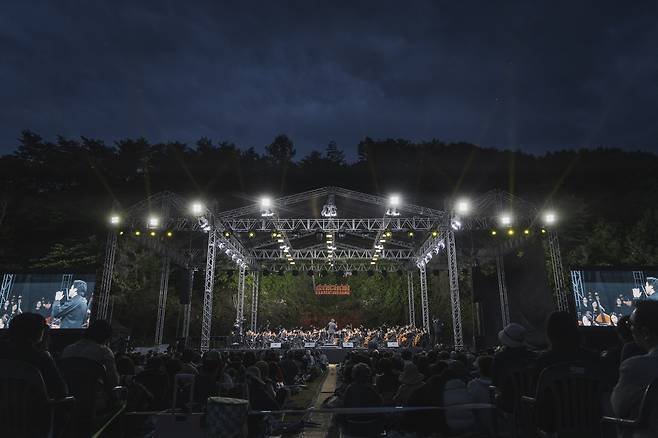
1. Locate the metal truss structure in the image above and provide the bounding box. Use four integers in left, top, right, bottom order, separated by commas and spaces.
100, 186, 566, 351
446, 228, 464, 349
496, 251, 510, 327
181, 269, 194, 346
0, 273, 15, 308
570, 270, 585, 311
154, 257, 171, 346
236, 265, 247, 334
250, 272, 260, 332
547, 230, 568, 311
407, 271, 416, 327
418, 264, 430, 333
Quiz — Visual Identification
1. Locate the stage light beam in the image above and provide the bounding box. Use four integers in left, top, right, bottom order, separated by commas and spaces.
455, 199, 471, 215
109, 215, 121, 225
543, 211, 557, 225
190, 202, 204, 215
499, 214, 513, 226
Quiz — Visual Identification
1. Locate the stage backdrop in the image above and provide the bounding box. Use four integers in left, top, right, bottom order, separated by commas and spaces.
473, 241, 555, 348
1, 272, 96, 329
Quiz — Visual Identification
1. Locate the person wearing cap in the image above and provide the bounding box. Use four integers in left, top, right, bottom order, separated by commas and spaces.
491, 322, 536, 388
394, 362, 425, 405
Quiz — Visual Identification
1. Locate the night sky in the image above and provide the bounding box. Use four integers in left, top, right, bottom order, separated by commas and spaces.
2, 1, 657, 158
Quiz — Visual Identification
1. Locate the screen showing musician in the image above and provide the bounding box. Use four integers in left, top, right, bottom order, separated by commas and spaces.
0, 273, 95, 329
571, 270, 658, 327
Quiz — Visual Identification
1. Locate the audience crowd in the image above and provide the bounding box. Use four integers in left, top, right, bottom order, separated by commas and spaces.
0, 299, 657, 437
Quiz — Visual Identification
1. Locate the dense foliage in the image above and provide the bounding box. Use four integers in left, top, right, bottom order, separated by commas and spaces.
1, 131, 657, 344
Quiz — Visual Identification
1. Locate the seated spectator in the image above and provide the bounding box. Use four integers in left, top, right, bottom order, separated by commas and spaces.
279, 351, 299, 385
394, 362, 424, 405
61, 319, 119, 387
611, 300, 658, 418
618, 315, 647, 363
468, 355, 494, 435
0, 312, 68, 399
116, 355, 153, 411
375, 358, 399, 404
135, 356, 169, 410
245, 366, 280, 438
491, 323, 536, 387
443, 361, 475, 434
179, 349, 199, 375
342, 362, 382, 428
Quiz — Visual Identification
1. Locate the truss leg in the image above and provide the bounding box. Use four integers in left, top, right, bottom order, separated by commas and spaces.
154, 257, 171, 346
236, 266, 247, 335
547, 230, 568, 312
182, 269, 194, 346
446, 228, 464, 350
407, 271, 416, 327
200, 228, 218, 353
418, 264, 430, 335
250, 272, 260, 332
496, 251, 510, 327
97, 231, 117, 320
0, 274, 15, 308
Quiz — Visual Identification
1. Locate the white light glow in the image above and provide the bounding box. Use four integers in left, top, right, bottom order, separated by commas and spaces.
190, 202, 204, 215
455, 199, 471, 215
389, 194, 401, 207
499, 214, 513, 226
110, 215, 121, 225
543, 211, 557, 225
148, 216, 160, 228
260, 197, 272, 208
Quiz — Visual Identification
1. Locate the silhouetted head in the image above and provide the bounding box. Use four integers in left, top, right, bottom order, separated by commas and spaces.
8, 312, 46, 344
630, 300, 658, 350
351, 362, 372, 385
546, 311, 580, 350
85, 319, 112, 344
616, 315, 634, 343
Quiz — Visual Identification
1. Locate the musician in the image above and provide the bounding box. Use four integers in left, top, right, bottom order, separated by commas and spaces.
645, 277, 658, 301
51, 280, 88, 328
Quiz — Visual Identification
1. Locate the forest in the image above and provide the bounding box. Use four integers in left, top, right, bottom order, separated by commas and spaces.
1, 131, 657, 345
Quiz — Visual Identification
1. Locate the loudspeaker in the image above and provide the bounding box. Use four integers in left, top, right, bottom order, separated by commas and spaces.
178, 270, 192, 305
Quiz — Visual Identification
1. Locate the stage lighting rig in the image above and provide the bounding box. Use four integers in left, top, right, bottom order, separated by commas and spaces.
543, 211, 557, 226
499, 213, 513, 227
190, 201, 205, 216
321, 195, 338, 217
260, 196, 274, 217
109, 215, 121, 226
147, 216, 160, 229
386, 194, 401, 216
455, 198, 471, 215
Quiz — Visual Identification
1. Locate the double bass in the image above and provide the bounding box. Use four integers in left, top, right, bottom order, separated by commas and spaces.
593, 293, 612, 325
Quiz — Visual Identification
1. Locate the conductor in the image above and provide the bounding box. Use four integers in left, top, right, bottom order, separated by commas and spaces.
327, 318, 337, 339
52, 280, 89, 328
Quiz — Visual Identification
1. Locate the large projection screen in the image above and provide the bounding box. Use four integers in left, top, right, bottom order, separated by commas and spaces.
570, 268, 658, 327
1, 273, 96, 329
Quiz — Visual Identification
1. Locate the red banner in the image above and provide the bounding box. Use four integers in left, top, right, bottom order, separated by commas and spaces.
314, 284, 351, 295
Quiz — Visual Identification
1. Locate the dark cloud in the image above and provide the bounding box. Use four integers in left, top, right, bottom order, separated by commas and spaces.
1, 0, 657, 158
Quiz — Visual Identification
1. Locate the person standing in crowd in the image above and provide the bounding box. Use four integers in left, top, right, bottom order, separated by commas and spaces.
611, 300, 658, 418
52, 280, 88, 328
61, 319, 119, 387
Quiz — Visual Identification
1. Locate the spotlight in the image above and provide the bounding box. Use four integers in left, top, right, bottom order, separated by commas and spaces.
166, 231, 173, 237
490, 230, 497, 236
109, 215, 121, 225
248, 231, 256, 238
455, 198, 471, 215
149, 231, 156, 237
523, 229, 530, 235
507, 229, 515, 236
134, 230, 141, 236
431, 230, 439, 238
289, 261, 295, 265
389, 194, 401, 207
499, 214, 512, 226
408, 231, 414, 238
190, 202, 205, 216
147, 216, 160, 228
543, 211, 557, 225
224, 231, 231, 238
370, 261, 376, 265
119, 231, 124, 236
260, 197, 272, 208
541, 228, 547, 234
271, 232, 278, 238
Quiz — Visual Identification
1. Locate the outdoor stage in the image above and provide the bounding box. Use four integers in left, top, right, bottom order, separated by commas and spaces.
215, 347, 423, 363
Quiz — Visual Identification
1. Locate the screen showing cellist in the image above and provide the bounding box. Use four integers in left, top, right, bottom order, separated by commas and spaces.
571, 269, 658, 327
